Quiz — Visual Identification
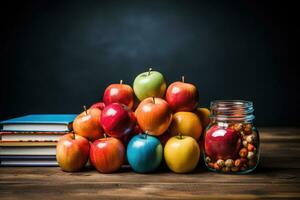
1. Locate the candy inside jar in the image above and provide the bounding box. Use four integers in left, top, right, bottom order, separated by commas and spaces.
203, 100, 259, 174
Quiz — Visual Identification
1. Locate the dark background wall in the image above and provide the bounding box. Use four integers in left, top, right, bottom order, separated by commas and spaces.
0, 0, 293, 126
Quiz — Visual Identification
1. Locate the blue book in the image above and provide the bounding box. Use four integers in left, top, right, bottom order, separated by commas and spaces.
0, 114, 77, 132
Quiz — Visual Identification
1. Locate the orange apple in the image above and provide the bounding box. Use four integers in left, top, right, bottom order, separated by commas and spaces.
195, 107, 211, 128
56, 133, 90, 172
73, 106, 103, 141
135, 97, 172, 136
169, 111, 202, 140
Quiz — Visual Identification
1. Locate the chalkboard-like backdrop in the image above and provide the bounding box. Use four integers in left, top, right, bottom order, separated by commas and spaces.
0, 0, 292, 126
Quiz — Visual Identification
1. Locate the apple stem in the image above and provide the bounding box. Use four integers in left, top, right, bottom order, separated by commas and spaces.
182, 76, 185, 83
178, 132, 183, 139
148, 68, 152, 76
120, 80, 123, 84
152, 96, 155, 104
103, 133, 107, 139
83, 105, 88, 115
72, 131, 75, 140
144, 131, 148, 139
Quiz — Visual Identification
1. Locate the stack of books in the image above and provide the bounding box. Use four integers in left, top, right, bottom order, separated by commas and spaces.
0, 114, 76, 166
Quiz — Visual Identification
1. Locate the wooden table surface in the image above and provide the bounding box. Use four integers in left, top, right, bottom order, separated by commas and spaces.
1, 128, 300, 199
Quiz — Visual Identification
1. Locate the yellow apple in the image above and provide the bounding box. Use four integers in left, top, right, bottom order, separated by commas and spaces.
195, 107, 210, 129
164, 135, 200, 173
169, 111, 202, 140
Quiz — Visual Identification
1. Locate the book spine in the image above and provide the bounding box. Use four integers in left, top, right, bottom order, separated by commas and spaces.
0, 155, 57, 160
0, 163, 58, 167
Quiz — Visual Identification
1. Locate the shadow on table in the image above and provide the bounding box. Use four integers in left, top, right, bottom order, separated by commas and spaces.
74, 157, 291, 175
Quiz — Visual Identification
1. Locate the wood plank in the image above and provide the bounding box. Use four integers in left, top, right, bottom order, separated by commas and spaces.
1, 127, 300, 199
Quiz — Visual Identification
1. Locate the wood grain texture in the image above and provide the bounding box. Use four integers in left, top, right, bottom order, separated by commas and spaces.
1, 128, 300, 199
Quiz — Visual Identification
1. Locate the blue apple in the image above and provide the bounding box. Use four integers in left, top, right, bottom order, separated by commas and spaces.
127, 133, 163, 173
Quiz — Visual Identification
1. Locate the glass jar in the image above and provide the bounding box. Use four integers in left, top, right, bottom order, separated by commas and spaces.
203, 100, 259, 174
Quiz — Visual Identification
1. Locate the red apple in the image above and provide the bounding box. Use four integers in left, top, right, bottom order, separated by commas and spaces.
131, 124, 143, 135
158, 131, 172, 146
204, 125, 241, 161
135, 97, 172, 136
103, 80, 135, 109
120, 125, 142, 165
166, 76, 199, 112
73, 106, 104, 141
90, 102, 106, 110
121, 124, 142, 146
56, 133, 90, 172
90, 136, 125, 173
101, 103, 136, 138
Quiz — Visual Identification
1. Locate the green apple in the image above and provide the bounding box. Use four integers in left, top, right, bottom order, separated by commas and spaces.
133, 68, 167, 101
164, 135, 200, 173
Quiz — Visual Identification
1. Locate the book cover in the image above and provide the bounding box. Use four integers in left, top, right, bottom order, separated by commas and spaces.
0, 114, 77, 131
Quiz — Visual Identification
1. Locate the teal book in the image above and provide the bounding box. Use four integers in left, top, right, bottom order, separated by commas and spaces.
0, 114, 77, 132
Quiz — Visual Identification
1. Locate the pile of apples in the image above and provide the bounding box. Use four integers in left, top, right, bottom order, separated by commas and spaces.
56, 68, 210, 173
